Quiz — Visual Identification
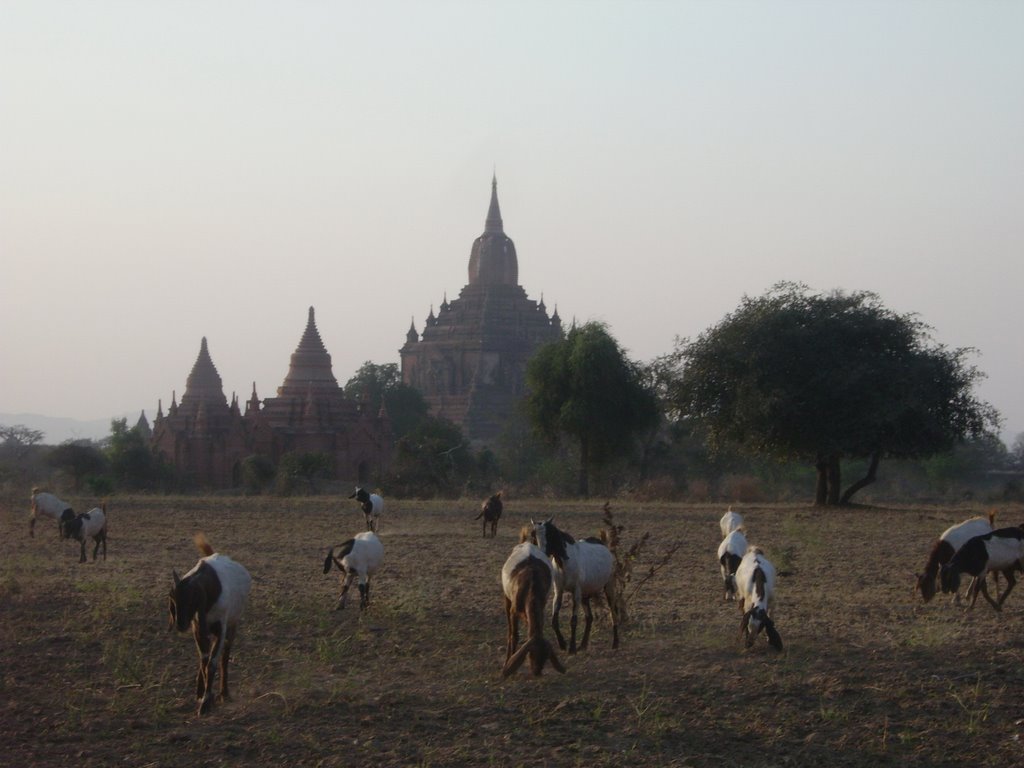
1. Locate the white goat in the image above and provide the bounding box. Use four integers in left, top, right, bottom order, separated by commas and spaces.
735, 547, 783, 651
940, 527, 1024, 611
323, 531, 383, 610
717, 529, 749, 601
530, 517, 619, 654
30, 488, 73, 537
59, 505, 107, 563
349, 487, 384, 532
168, 534, 252, 716
719, 507, 744, 539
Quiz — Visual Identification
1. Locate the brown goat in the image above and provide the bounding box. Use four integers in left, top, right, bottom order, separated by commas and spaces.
475, 491, 503, 538
501, 542, 566, 677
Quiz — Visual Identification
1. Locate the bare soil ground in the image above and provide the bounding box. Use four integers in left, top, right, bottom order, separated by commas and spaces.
2, 495, 1024, 767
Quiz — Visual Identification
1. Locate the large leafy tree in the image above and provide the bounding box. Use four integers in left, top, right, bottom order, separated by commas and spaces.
344, 361, 429, 439
46, 441, 107, 490
526, 321, 659, 496
0, 424, 45, 459
387, 416, 473, 498
670, 283, 998, 506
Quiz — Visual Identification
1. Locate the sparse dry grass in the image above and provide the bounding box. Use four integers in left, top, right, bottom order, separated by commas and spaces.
2, 496, 1024, 767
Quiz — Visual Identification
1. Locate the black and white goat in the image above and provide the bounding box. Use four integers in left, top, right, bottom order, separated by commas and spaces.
719, 506, 744, 539
501, 541, 566, 677
735, 547, 783, 651
717, 529, 748, 601
530, 517, 619, 654
30, 487, 73, 538
475, 491, 503, 538
939, 527, 1024, 612
168, 534, 252, 716
348, 487, 383, 532
916, 512, 995, 603
322, 531, 383, 610
59, 505, 107, 563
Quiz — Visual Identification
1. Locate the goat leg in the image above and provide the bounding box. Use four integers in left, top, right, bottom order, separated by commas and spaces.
579, 597, 593, 651
568, 607, 579, 655
978, 578, 1001, 612
996, 570, 1017, 609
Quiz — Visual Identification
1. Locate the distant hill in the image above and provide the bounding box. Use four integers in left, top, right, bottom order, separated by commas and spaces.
0, 412, 143, 445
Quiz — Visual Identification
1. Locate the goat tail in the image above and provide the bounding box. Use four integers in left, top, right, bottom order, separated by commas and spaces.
501, 641, 531, 677
474, 510, 484, 520
193, 532, 215, 557
501, 637, 566, 678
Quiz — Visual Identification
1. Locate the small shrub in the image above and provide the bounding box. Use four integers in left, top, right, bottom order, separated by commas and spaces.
684, 479, 711, 502
721, 474, 764, 503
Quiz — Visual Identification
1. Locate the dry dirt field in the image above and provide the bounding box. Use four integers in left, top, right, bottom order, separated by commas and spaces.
3, 495, 1024, 767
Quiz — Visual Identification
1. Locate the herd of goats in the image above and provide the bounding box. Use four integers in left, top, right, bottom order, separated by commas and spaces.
26, 486, 1024, 716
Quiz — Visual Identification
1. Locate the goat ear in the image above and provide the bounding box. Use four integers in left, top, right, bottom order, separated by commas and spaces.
172, 570, 180, 587
323, 551, 334, 574
765, 620, 783, 651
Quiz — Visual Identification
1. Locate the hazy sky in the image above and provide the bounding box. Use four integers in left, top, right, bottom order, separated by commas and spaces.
2, 1, 1022, 444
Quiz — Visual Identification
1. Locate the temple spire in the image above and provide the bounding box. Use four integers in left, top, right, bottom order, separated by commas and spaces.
484, 173, 503, 234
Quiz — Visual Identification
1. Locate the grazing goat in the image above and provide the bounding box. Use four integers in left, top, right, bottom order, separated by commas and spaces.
530, 517, 619, 654
939, 527, 1024, 612
30, 488, 73, 538
916, 512, 995, 603
717, 529, 749, 601
475, 491, 503, 538
349, 487, 383, 532
719, 506, 743, 539
322, 531, 383, 610
168, 534, 252, 716
501, 541, 566, 677
59, 505, 107, 563
735, 547, 783, 651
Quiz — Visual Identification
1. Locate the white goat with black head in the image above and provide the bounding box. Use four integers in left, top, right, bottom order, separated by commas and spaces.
530, 517, 619, 654
322, 531, 383, 610
59, 505, 107, 563
30, 487, 73, 538
717, 529, 748, 601
167, 534, 252, 716
916, 512, 996, 604
940, 526, 1024, 612
735, 546, 783, 651
349, 487, 383, 532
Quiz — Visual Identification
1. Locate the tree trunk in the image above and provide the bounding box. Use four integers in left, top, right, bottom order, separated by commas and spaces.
814, 454, 842, 506
814, 456, 829, 506
827, 455, 841, 506
839, 451, 881, 506
578, 438, 590, 498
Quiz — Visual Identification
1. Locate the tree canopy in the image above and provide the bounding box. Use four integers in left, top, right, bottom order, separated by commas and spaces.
344, 361, 429, 439
526, 321, 659, 496
669, 283, 998, 505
